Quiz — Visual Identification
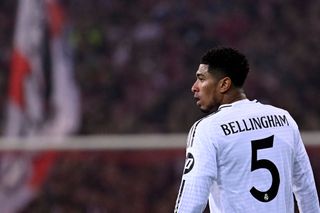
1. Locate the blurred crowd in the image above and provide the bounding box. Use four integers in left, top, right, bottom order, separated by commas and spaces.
21, 150, 186, 213
19, 148, 318, 213
1, 0, 320, 134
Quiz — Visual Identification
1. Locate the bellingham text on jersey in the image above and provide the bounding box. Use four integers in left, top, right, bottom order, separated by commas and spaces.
220, 114, 289, 136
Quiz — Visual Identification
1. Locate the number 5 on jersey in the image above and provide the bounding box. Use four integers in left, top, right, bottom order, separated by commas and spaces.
250, 135, 280, 202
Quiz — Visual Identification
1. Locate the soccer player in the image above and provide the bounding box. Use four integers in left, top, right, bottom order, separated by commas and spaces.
174, 47, 320, 213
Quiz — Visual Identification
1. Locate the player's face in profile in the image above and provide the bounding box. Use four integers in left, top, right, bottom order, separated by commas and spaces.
191, 64, 221, 113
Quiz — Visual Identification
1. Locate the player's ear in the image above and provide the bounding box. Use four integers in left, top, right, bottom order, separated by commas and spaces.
219, 77, 232, 94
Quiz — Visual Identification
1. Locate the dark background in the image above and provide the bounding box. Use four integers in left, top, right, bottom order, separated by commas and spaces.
0, 0, 319, 135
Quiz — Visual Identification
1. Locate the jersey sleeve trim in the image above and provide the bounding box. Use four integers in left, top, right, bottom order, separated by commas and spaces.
174, 179, 186, 213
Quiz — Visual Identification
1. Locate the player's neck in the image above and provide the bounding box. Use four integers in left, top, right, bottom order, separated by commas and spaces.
222, 89, 247, 105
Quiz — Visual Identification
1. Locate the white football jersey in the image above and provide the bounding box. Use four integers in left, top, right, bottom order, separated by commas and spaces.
174, 99, 319, 213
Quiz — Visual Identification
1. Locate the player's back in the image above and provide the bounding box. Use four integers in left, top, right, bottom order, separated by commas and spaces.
205, 99, 305, 212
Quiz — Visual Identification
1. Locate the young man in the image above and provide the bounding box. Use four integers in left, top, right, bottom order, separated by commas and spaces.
174, 47, 320, 213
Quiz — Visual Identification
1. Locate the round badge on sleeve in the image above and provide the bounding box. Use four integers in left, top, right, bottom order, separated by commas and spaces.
183, 153, 195, 174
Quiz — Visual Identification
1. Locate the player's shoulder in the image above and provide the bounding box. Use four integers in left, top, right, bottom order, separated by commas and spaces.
189, 110, 220, 133
259, 102, 293, 118
247, 100, 301, 132
262, 102, 299, 126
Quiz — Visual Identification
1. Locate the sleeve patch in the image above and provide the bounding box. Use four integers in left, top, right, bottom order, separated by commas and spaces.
184, 152, 195, 174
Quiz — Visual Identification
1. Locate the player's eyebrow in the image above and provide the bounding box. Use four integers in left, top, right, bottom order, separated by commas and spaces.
196, 72, 206, 79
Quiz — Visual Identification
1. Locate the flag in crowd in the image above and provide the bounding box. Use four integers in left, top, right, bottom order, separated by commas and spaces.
5, 0, 80, 137
1, 0, 80, 212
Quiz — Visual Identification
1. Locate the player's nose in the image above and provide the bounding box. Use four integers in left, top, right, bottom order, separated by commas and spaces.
191, 81, 198, 93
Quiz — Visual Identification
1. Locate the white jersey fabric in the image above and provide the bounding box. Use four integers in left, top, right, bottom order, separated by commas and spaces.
174, 99, 319, 213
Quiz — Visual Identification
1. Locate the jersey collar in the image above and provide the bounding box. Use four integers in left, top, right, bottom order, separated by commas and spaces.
218, 99, 257, 111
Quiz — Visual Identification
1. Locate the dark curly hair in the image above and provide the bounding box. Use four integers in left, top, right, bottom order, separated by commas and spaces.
200, 47, 249, 88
